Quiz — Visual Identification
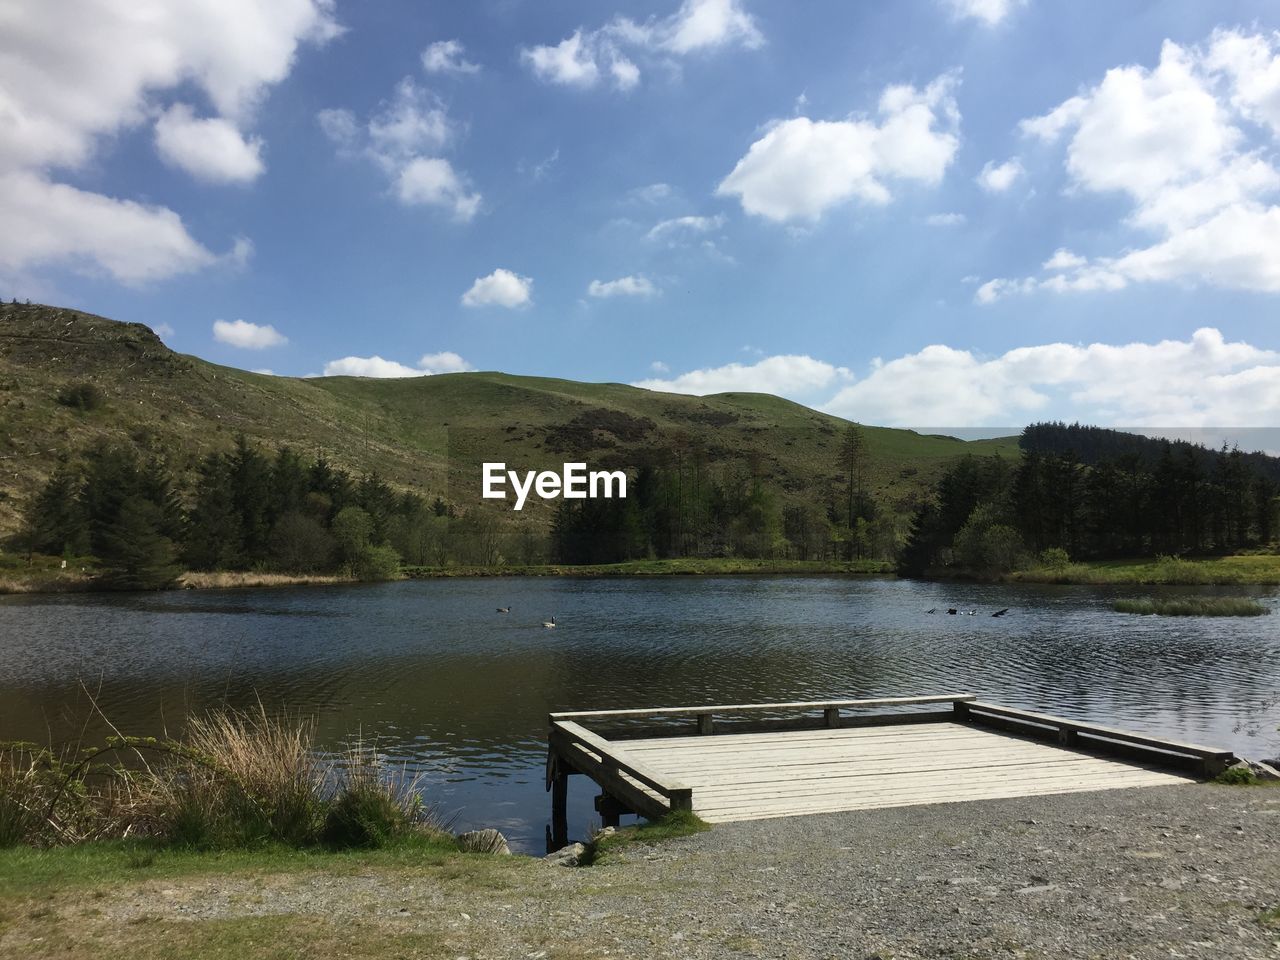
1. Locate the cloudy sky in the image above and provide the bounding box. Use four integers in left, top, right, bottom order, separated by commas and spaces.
5, 0, 1280, 429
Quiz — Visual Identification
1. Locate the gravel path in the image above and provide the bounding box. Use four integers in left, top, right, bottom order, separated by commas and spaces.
13, 783, 1280, 959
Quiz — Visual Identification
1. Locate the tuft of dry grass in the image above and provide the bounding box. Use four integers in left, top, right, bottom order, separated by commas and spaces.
176, 571, 352, 590
0, 707, 442, 851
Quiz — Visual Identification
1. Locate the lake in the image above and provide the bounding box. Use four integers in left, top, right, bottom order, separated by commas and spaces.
2, 576, 1277, 852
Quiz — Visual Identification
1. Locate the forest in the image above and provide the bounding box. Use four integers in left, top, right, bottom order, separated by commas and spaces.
14, 423, 1280, 587
899, 427, 1280, 577
15, 425, 882, 587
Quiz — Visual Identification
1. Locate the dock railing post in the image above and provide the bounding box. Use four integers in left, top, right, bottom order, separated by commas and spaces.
696, 712, 714, 735
824, 707, 841, 728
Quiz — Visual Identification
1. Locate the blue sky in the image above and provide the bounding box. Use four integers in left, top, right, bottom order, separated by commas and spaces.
5, 0, 1280, 429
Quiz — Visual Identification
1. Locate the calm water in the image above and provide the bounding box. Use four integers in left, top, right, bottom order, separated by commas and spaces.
2, 576, 1278, 852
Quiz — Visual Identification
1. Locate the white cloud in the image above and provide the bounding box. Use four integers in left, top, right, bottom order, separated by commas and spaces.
943, 0, 1025, 26
324, 351, 472, 378
319, 77, 481, 222
521, 0, 762, 91
650, 360, 670, 373
633, 355, 852, 398
395, 157, 482, 221
367, 79, 453, 159
824, 328, 1280, 427
251, 368, 275, 376
0, 0, 337, 282
976, 157, 1023, 193
461, 268, 533, 309
153, 323, 175, 339
926, 212, 966, 226
316, 107, 359, 146
716, 75, 960, 222
213, 318, 287, 350
421, 40, 480, 76
1042, 248, 1086, 271
647, 214, 726, 241
0, 171, 226, 285
588, 275, 658, 298
154, 104, 265, 184
630, 183, 674, 204
521, 30, 602, 88
985, 31, 1280, 301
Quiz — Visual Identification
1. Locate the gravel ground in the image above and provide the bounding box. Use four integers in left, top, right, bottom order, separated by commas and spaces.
12, 783, 1280, 959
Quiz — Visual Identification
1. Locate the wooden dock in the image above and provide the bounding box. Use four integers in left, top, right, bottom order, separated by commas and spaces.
546, 695, 1234, 844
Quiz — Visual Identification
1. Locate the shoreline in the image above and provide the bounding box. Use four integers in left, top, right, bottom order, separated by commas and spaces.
5, 554, 1280, 594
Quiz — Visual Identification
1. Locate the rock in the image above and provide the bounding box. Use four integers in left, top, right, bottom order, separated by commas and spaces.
1249, 760, 1280, 781
458, 828, 511, 855
543, 842, 586, 867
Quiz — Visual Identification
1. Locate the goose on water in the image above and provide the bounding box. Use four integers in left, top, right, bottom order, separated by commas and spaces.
542, 617, 556, 629
496, 606, 511, 614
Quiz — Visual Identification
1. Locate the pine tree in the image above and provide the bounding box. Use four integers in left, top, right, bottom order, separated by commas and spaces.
185, 453, 242, 570
26, 464, 89, 556
98, 496, 181, 589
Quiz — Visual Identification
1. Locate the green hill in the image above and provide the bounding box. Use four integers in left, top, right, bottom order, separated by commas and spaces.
0, 302, 1017, 540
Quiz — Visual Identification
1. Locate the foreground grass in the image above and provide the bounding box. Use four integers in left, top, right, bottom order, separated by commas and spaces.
585, 810, 710, 866
1114, 596, 1271, 617
1009, 554, 1280, 585
405, 557, 892, 578
0, 833, 481, 901
0, 835, 538, 960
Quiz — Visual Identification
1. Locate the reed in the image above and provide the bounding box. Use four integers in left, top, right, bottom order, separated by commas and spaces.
1113, 596, 1271, 617
0, 707, 442, 850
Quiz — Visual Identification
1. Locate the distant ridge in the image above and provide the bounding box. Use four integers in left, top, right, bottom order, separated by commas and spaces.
0, 302, 1022, 538
1020, 422, 1280, 482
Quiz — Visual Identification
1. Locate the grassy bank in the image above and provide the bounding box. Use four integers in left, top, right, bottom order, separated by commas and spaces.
0, 568, 360, 594
1008, 554, 1280, 585
404, 557, 893, 578
1113, 596, 1271, 616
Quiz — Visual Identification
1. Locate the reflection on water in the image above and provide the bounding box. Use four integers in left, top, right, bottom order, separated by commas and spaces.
2, 577, 1278, 851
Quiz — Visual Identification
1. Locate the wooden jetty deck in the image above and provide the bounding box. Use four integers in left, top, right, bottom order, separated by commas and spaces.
546, 696, 1234, 842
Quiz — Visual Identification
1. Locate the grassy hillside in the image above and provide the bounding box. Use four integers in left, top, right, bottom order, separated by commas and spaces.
0, 302, 1017, 539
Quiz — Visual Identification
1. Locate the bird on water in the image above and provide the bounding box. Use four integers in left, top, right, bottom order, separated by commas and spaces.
542, 617, 556, 628
497, 606, 511, 613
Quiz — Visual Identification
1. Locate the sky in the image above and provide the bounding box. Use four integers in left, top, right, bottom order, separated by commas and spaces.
5, 0, 1280, 431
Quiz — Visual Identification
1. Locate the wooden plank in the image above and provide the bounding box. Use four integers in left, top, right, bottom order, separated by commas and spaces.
693, 765, 1193, 809
652, 750, 1107, 785
620, 729, 1015, 758
550, 694, 976, 722
550, 720, 689, 799
633, 744, 1079, 777
619, 727, 977, 757
964, 702, 1234, 761
688, 755, 1177, 795
696, 774, 1192, 823
551, 738, 672, 820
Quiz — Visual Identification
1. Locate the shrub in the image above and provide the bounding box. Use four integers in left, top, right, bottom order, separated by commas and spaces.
1113, 597, 1270, 617
55, 382, 105, 411
353, 544, 401, 581
1039, 547, 1071, 569
321, 746, 424, 848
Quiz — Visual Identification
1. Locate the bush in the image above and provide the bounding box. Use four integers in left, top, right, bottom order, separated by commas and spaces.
1039, 547, 1071, 569
353, 544, 401, 581
55, 382, 105, 411
321, 747, 423, 848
